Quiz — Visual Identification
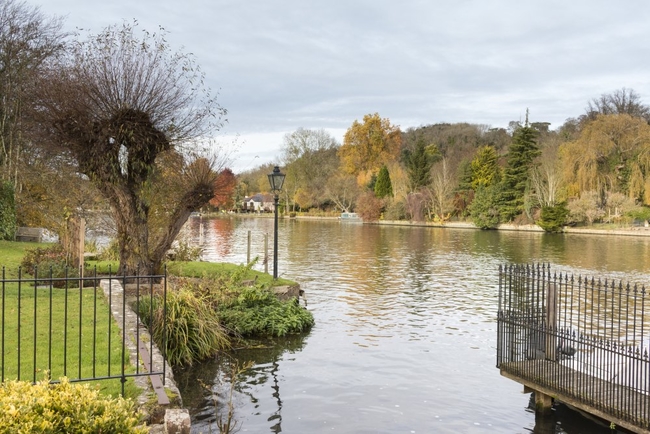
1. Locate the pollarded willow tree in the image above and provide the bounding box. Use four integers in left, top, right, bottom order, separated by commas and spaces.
35, 22, 227, 275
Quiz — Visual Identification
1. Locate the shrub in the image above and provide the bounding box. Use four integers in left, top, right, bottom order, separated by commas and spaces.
217, 286, 314, 337
171, 240, 203, 262
567, 191, 604, 225
355, 191, 383, 221
627, 206, 650, 222
537, 202, 569, 232
137, 287, 230, 366
384, 199, 406, 221
138, 263, 314, 364
20, 244, 80, 284
0, 377, 147, 433
98, 238, 120, 261
469, 185, 501, 229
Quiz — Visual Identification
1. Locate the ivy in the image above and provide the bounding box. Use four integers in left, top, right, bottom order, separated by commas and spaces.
0, 182, 16, 241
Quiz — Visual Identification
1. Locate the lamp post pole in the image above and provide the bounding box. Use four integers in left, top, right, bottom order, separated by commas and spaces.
273, 191, 279, 279
268, 166, 285, 280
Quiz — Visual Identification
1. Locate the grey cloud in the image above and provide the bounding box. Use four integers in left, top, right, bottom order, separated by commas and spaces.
39, 0, 650, 156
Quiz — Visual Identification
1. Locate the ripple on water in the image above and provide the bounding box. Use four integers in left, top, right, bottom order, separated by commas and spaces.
182, 219, 646, 433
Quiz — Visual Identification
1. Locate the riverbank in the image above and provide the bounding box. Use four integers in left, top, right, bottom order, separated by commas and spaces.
367, 219, 650, 237
212, 212, 650, 237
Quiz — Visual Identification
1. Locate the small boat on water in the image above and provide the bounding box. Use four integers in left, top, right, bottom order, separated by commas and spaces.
339, 212, 362, 222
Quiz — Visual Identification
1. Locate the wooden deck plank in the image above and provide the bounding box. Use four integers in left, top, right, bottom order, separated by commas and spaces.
501, 360, 650, 433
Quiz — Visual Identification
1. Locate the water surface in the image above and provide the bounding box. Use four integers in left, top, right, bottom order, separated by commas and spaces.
176, 217, 650, 433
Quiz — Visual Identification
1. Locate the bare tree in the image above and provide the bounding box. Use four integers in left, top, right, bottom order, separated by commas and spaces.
0, 0, 68, 183
281, 128, 339, 211
35, 22, 226, 274
426, 158, 455, 219
530, 140, 562, 207
325, 173, 358, 213
585, 88, 650, 122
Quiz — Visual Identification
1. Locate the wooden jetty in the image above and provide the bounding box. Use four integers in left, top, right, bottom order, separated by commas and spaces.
497, 264, 650, 433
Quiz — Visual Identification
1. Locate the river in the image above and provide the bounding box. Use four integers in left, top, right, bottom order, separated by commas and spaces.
173, 216, 650, 433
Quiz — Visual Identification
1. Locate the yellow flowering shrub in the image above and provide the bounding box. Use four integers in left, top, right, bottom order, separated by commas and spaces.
0, 378, 148, 433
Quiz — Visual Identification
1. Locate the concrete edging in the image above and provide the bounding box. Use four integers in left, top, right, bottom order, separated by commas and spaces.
99, 279, 187, 432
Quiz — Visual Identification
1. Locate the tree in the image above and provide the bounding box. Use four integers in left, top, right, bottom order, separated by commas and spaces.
537, 202, 569, 233
567, 191, 604, 225
469, 185, 502, 229
500, 112, 540, 221
374, 165, 393, 198
0, 1, 68, 234
325, 173, 359, 213
584, 88, 650, 123
403, 138, 440, 191
405, 192, 426, 222
210, 168, 236, 210
355, 191, 383, 221
338, 113, 401, 176
559, 114, 650, 203
16, 156, 104, 236
470, 145, 500, 189
453, 159, 474, 217
281, 128, 339, 211
427, 158, 456, 219
0, 1, 68, 186
35, 22, 226, 275
530, 138, 562, 208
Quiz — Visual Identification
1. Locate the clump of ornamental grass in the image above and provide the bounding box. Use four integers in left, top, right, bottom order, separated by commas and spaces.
0, 377, 147, 433
137, 286, 230, 367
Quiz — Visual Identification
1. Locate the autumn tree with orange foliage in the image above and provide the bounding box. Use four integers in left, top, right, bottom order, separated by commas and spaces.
338, 113, 401, 179
210, 168, 236, 210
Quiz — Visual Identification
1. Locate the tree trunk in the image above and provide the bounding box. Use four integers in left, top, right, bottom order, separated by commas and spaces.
116, 217, 154, 276
109, 187, 154, 276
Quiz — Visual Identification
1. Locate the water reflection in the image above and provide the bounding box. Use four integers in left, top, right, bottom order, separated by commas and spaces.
176, 218, 650, 433
176, 334, 308, 433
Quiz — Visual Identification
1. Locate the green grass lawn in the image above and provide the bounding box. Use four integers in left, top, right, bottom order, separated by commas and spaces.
166, 261, 295, 286
1, 242, 140, 398
87, 259, 296, 287
0, 240, 43, 278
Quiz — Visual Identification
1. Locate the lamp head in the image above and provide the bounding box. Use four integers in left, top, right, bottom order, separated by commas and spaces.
268, 166, 286, 193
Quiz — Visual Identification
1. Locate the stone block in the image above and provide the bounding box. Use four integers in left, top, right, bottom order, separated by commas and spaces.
164, 409, 190, 434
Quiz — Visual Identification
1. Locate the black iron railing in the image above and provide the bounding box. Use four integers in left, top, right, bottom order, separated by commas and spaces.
497, 263, 650, 429
0, 266, 167, 397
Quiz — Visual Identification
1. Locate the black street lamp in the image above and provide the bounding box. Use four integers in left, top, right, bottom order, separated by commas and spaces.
268, 166, 286, 279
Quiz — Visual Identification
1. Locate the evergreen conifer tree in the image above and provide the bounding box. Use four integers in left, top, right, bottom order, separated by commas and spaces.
470, 146, 500, 189
500, 111, 540, 221
404, 139, 439, 191
374, 165, 393, 198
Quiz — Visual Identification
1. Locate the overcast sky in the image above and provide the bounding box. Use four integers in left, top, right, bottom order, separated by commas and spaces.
38, 0, 650, 172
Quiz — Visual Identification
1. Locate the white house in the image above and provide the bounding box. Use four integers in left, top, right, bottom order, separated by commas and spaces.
242, 193, 275, 212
